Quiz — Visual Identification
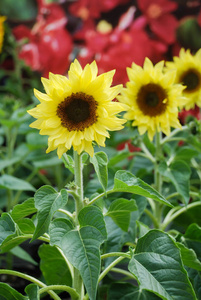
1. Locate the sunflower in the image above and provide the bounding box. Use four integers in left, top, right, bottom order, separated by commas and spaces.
117, 58, 184, 141
28, 60, 125, 158
166, 48, 201, 110
0, 16, 6, 53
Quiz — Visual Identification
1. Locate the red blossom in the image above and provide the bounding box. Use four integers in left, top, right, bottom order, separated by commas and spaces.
77, 7, 167, 84
137, 0, 178, 44
69, 0, 130, 19
13, 0, 72, 77
179, 106, 201, 124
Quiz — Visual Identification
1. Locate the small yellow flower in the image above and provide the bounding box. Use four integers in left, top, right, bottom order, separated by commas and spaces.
0, 16, 6, 53
28, 60, 125, 158
166, 48, 201, 110
117, 58, 185, 141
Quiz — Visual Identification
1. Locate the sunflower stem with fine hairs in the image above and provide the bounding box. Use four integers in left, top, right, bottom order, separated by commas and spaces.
73, 150, 84, 299
153, 131, 163, 228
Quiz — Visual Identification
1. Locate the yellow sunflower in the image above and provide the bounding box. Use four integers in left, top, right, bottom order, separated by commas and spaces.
28, 60, 125, 158
117, 58, 185, 141
166, 48, 201, 110
0, 16, 6, 53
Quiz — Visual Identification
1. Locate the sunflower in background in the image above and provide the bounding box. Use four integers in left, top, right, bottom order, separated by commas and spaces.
117, 58, 185, 141
0, 16, 6, 53
28, 59, 126, 158
166, 48, 201, 110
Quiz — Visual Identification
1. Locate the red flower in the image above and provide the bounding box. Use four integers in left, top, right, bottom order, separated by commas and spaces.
77, 7, 167, 84
13, 1, 72, 77
69, 0, 130, 19
179, 106, 201, 124
137, 0, 178, 44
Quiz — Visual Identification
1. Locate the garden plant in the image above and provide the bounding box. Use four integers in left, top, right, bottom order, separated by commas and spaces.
1, 0, 201, 300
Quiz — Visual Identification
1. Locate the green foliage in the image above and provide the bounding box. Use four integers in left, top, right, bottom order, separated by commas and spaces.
129, 230, 197, 300
32, 186, 68, 240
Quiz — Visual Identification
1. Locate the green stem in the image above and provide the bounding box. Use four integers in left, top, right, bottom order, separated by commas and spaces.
101, 252, 130, 260
0, 269, 61, 300
73, 151, 84, 217
153, 131, 163, 228
39, 285, 79, 299
98, 256, 126, 283
73, 150, 84, 300
161, 201, 201, 230
161, 126, 188, 145
110, 267, 135, 279
166, 191, 199, 201
57, 208, 74, 220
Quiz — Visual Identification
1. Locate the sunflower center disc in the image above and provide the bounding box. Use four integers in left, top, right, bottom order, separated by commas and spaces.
57, 92, 97, 131
137, 83, 167, 117
145, 92, 159, 107
181, 70, 200, 91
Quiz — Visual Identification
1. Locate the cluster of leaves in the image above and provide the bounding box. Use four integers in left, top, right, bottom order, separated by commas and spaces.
0, 118, 201, 299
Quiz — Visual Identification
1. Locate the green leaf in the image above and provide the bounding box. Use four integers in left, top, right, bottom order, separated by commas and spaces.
106, 198, 137, 231
49, 218, 74, 247
78, 206, 107, 240
33, 156, 62, 168
184, 223, 201, 261
129, 230, 196, 300
108, 283, 161, 300
90, 151, 108, 193
61, 226, 104, 300
187, 269, 201, 300
173, 147, 200, 162
11, 198, 37, 222
0, 213, 16, 247
0, 0, 37, 21
0, 174, 36, 191
0, 283, 27, 300
25, 284, 39, 300
0, 157, 20, 172
32, 186, 68, 241
113, 170, 172, 207
158, 161, 191, 205
10, 246, 37, 266
177, 242, 201, 271
38, 244, 72, 287
16, 219, 35, 234
108, 147, 131, 167
136, 220, 150, 238
185, 223, 201, 242
62, 153, 74, 174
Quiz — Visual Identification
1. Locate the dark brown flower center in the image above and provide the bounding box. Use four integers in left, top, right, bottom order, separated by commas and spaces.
57, 92, 98, 131
137, 83, 167, 116
180, 69, 201, 92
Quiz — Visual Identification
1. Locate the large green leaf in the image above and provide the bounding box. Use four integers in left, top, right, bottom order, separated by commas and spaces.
25, 284, 39, 300
61, 226, 104, 300
0, 283, 27, 300
0, 213, 16, 247
0, 174, 36, 191
177, 242, 201, 271
78, 206, 107, 240
11, 198, 37, 222
32, 186, 68, 241
49, 218, 74, 247
158, 161, 191, 205
108, 283, 161, 300
129, 230, 196, 300
90, 151, 108, 193
113, 171, 172, 207
105, 198, 137, 231
38, 244, 72, 287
